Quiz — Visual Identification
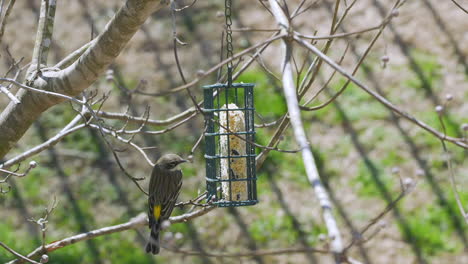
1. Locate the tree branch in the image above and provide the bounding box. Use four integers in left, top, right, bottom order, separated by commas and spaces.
95, 107, 197, 127
293, 35, 468, 149
0, 242, 40, 264
0, 0, 170, 160
0, 0, 16, 45
134, 34, 284, 96
450, 0, 468, 14
0, 84, 20, 104
29, 0, 55, 72
7, 206, 215, 264
54, 40, 96, 69
165, 245, 329, 258
268, 0, 344, 261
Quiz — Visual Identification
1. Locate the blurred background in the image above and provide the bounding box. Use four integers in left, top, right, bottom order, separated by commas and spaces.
0, 0, 467, 263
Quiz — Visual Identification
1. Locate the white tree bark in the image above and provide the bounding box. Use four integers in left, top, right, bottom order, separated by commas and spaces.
267, 0, 344, 261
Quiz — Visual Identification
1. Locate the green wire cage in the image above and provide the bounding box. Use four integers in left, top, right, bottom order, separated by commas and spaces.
203, 83, 258, 207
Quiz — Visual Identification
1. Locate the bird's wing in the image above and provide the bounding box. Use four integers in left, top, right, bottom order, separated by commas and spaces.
148, 167, 183, 227
160, 170, 183, 220
148, 165, 163, 228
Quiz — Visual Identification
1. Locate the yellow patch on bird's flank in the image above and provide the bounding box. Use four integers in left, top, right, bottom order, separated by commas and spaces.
153, 205, 161, 220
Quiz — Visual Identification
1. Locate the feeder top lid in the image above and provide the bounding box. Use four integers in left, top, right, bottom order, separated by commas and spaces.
202, 83, 255, 89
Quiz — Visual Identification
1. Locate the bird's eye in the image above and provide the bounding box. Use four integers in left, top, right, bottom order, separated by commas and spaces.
168, 162, 177, 169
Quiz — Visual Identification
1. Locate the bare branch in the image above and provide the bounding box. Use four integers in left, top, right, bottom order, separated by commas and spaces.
268, 0, 343, 259
164, 245, 329, 258
90, 111, 197, 136
255, 115, 290, 170
0, 85, 20, 104
345, 186, 411, 251
1, 115, 85, 168
7, 207, 215, 264
450, 0, 468, 14
0, 0, 16, 45
231, 27, 279, 32
0, 0, 171, 160
297, 0, 343, 98
29, 0, 54, 73
211, 116, 300, 154
438, 115, 468, 222
28, 196, 59, 255
291, 0, 320, 19
295, 16, 392, 41
173, 0, 197, 11
54, 40, 95, 69
0, 242, 40, 264
300, 43, 350, 111
134, 34, 285, 96
300, 0, 397, 111
0, 161, 37, 179
0, 161, 37, 193
294, 36, 468, 149
95, 107, 197, 127
0, 78, 85, 105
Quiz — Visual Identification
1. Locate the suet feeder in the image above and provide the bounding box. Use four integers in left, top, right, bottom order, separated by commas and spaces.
203, 82, 257, 207
203, 0, 257, 207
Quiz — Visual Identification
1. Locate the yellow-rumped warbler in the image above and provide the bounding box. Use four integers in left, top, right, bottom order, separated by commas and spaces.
146, 154, 187, 254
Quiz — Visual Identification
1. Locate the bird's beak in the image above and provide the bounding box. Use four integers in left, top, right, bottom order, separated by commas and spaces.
180, 159, 189, 164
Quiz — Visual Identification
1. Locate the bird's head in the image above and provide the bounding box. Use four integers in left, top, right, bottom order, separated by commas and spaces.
157, 154, 188, 171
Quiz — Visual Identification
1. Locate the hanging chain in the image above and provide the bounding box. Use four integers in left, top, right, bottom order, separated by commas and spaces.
225, 0, 233, 86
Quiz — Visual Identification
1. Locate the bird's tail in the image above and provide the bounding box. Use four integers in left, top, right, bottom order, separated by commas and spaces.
146, 227, 160, 255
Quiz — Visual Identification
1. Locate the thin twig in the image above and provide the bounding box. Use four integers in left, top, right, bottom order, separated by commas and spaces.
190, 132, 204, 155
212, 117, 300, 154
0, 78, 85, 104
164, 245, 329, 257
294, 35, 468, 149
0, 242, 40, 264
291, 0, 320, 19
173, 0, 197, 11
300, 43, 350, 111
256, 115, 290, 170
450, 0, 468, 14
0, 85, 20, 104
7, 206, 215, 264
95, 112, 197, 135
295, 18, 391, 41
134, 34, 284, 97
170, 1, 204, 115
95, 108, 197, 126
345, 191, 406, 251
0, 0, 16, 45
0, 162, 36, 181
297, 0, 342, 98
231, 27, 279, 32
438, 115, 468, 222
1, 114, 85, 168
54, 40, 96, 69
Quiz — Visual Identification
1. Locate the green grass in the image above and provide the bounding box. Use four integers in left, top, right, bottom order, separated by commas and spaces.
248, 206, 297, 245
0, 224, 38, 262
237, 70, 286, 119
62, 129, 99, 153
403, 50, 442, 93
96, 232, 155, 263
352, 161, 392, 197
402, 203, 463, 257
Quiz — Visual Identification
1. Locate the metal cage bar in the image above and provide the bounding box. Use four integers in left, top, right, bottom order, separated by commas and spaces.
203, 83, 258, 207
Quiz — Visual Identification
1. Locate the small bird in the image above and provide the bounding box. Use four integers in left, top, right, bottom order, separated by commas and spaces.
146, 154, 188, 255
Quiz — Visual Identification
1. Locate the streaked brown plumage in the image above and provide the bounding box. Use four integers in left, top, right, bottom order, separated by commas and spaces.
146, 154, 187, 255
